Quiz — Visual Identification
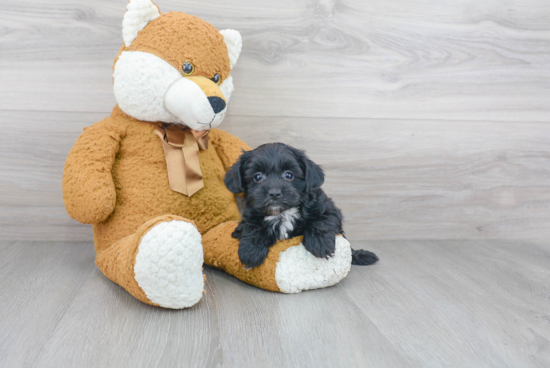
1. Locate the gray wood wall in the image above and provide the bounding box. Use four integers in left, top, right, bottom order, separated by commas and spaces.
1, 0, 549, 241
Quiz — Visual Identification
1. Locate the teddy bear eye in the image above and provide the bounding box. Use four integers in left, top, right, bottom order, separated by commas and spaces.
283, 171, 294, 180
211, 73, 220, 84
182, 61, 194, 75
254, 173, 263, 182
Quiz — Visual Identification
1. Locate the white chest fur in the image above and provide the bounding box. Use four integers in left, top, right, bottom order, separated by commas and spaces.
264, 207, 301, 240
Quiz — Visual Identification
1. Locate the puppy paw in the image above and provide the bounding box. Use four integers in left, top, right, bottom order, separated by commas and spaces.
351, 249, 379, 265
238, 239, 270, 269
303, 233, 336, 259
231, 229, 241, 239
231, 222, 244, 239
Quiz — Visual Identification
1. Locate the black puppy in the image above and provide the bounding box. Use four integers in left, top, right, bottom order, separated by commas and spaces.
224, 142, 379, 269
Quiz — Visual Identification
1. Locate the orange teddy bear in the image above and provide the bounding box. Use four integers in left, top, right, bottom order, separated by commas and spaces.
62, 0, 354, 309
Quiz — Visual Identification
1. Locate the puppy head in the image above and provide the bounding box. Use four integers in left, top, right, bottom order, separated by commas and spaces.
224, 143, 324, 215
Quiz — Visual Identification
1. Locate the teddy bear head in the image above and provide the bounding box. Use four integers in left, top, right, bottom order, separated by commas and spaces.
113, 0, 242, 131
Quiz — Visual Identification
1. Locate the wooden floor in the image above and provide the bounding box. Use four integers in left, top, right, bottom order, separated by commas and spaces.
1, 239, 549, 368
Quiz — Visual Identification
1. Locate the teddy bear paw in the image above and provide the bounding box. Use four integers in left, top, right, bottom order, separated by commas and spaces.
134, 220, 204, 308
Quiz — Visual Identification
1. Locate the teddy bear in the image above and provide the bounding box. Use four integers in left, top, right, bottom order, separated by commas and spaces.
62, 0, 354, 309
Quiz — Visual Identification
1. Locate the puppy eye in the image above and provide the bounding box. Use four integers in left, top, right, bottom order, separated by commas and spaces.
254, 173, 263, 182
211, 73, 220, 84
182, 61, 194, 75
283, 171, 294, 180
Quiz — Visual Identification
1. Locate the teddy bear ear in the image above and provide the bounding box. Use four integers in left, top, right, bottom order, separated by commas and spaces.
122, 0, 161, 47
220, 29, 243, 69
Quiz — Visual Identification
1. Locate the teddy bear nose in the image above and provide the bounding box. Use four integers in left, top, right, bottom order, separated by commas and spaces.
208, 97, 226, 114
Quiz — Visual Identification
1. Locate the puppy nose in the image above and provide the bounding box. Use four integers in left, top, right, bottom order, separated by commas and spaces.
208, 97, 226, 114
268, 189, 282, 199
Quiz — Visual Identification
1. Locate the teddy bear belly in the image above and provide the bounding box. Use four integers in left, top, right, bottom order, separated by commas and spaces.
92, 143, 241, 253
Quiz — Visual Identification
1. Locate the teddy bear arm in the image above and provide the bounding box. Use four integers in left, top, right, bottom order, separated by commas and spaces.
62, 120, 124, 224
209, 129, 251, 170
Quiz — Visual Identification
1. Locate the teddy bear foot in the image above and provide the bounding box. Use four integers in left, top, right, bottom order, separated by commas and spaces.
274, 236, 352, 293
96, 215, 204, 309
202, 222, 352, 293
134, 220, 204, 308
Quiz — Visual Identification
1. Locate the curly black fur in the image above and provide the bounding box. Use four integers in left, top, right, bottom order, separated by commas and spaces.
224, 143, 379, 269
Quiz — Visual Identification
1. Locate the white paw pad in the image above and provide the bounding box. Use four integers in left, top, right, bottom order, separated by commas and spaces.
275, 236, 352, 293
134, 220, 204, 308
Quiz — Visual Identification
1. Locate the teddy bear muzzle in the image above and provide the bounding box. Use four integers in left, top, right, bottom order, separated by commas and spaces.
164, 76, 227, 131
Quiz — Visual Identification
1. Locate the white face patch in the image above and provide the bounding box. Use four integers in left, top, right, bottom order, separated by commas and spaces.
113, 51, 231, 130
219, 75, 234, 103
264, 207, 301, 240
114, 51, 182, 124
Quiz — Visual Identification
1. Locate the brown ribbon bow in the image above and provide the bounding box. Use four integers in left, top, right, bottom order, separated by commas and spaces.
154, 124, 209, 197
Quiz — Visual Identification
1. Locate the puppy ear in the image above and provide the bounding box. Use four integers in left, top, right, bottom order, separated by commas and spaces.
289, 147, 325, 192
303, 157, 325, 192
224, 150, 249, 193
